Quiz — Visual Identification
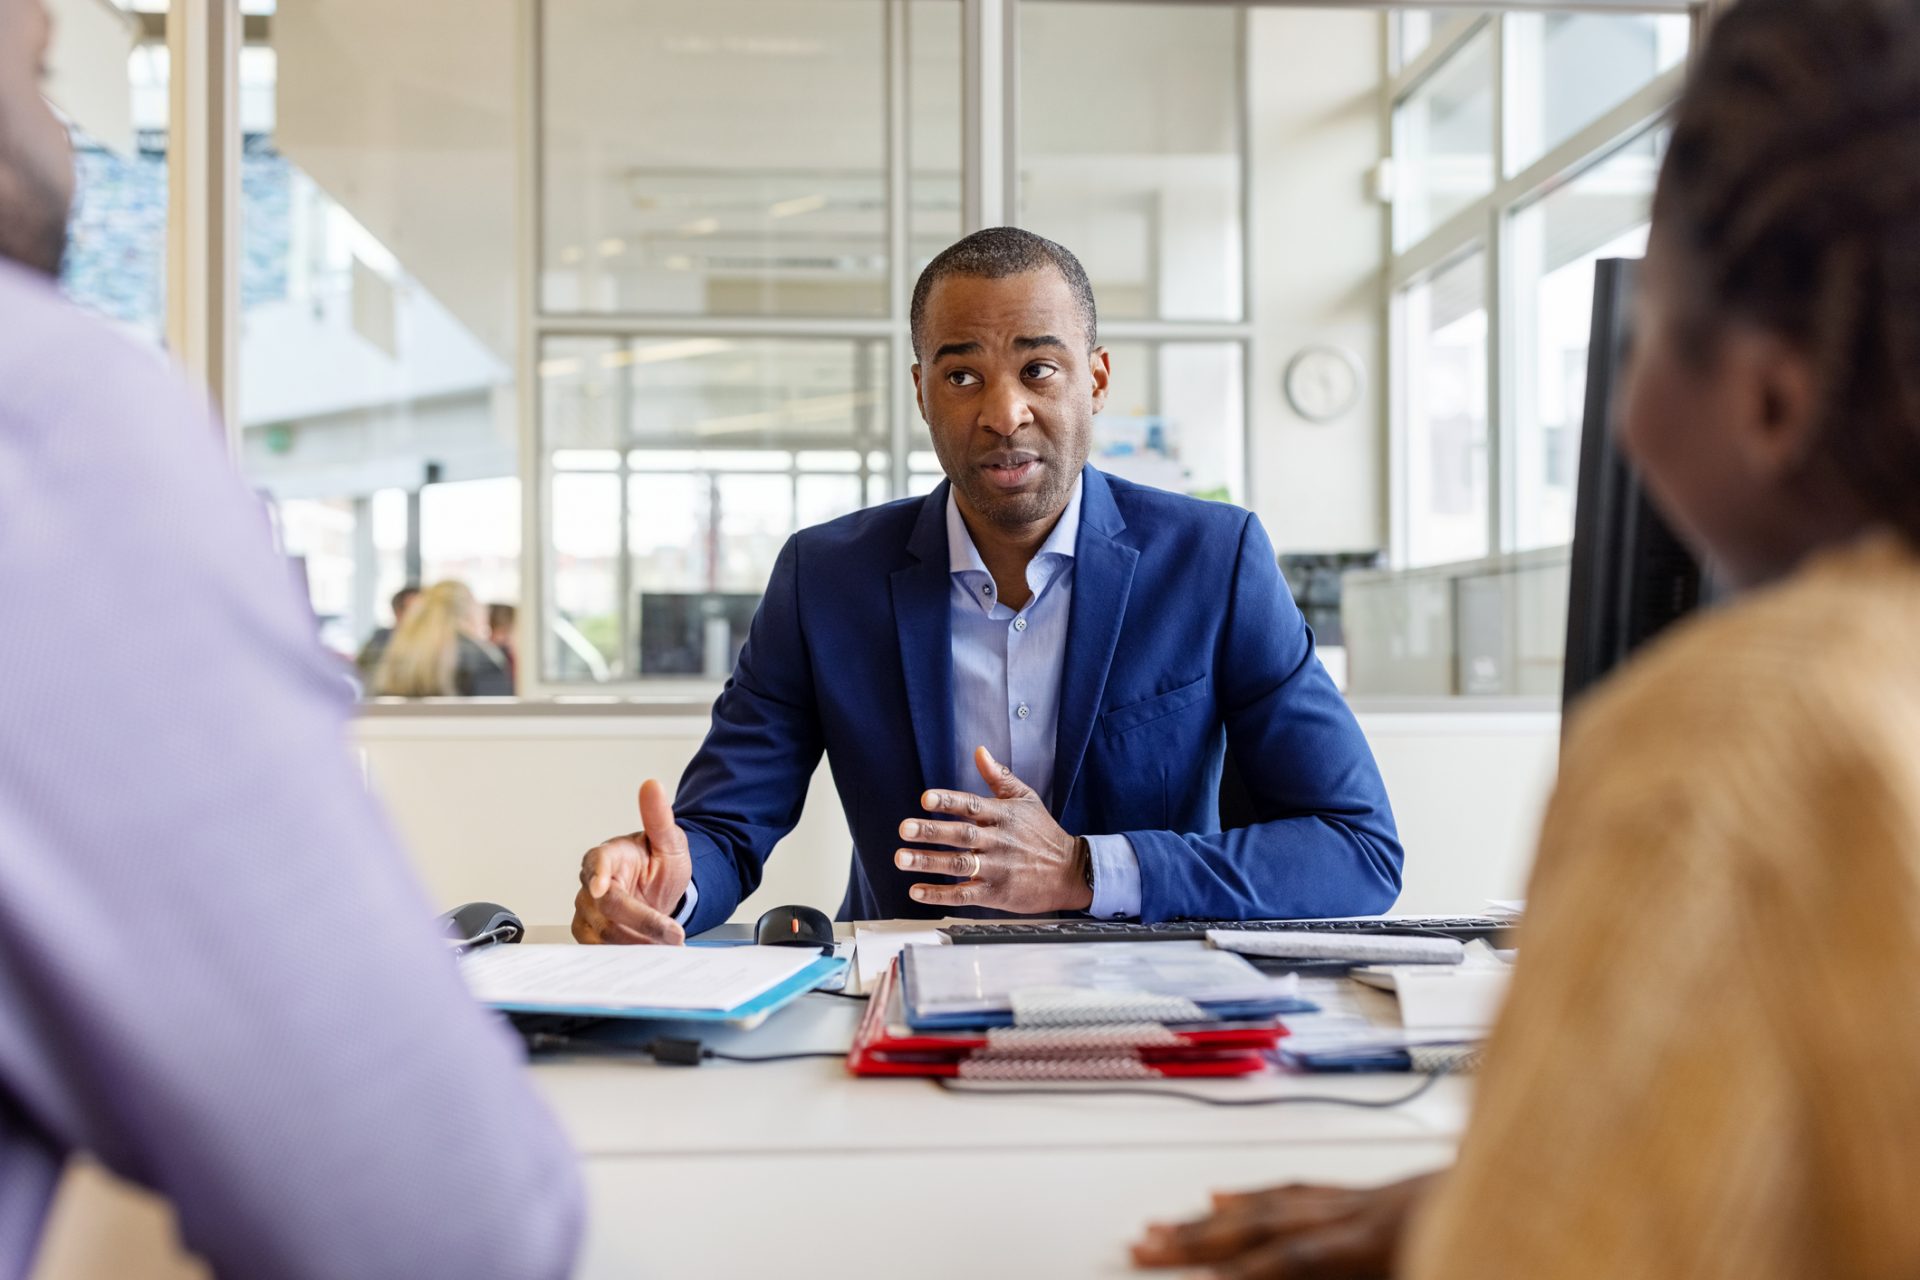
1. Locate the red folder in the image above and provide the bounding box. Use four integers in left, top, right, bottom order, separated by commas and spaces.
847, 959, 1286, 1079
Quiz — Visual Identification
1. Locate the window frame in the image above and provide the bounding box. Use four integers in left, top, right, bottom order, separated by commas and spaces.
158, 1, 1734, 700
1384, 5, 1706, 569
519, 0, 1258, 693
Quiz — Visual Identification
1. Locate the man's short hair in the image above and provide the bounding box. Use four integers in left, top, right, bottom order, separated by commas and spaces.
909, 227, 1099, 361
391, 584, 421, 615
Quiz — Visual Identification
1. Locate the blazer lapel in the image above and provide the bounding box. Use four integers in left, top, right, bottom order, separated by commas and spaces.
1051, 468, 1138, 822
891, 483, 956, 794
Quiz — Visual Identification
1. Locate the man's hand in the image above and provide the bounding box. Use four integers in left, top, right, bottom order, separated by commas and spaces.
571, 778, 693, 945
894, 746, 1093, 914
1130, 1174, 1437, 1279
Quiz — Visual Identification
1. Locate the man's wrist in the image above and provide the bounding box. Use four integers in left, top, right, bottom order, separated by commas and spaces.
1066, 835, 1095, 911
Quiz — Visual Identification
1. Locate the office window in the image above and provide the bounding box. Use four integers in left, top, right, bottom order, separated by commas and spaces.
238, 5, 523, 672
1393, 22, 1494, 251
1509, 130, 1663, 550
1505, 14, 1688, 173
542, 1, 889, 318
1018, 3, 1245, 323
1375, 5, 1685, 698
58, 16, 168, 344
910, 0, 963, 275
540, 336, 887, 679
1396, 10, 1440, 67
1099, 342, 1245, 502
1401, 251, 1488, 568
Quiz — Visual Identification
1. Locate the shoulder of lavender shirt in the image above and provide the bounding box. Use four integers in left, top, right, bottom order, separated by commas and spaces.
0, 260, 348, 695
0, 258, 185, 408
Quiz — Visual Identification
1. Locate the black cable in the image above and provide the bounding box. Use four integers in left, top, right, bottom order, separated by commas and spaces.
806, 987, 870, 1001
525, 1032, 845, 1066
931, 1065, 1451, 1109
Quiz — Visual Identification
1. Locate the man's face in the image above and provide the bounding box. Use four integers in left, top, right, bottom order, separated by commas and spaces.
913, 268, 1109, 530
0, 0, 75, 276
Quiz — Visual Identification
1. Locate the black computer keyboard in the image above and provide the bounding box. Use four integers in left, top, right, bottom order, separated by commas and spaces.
941, 915, 1512, 946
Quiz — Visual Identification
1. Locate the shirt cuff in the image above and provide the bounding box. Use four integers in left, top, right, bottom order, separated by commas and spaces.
672, 880, 700, 927
1085, 834, 1142, 920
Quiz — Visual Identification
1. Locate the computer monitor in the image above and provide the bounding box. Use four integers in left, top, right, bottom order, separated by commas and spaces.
1561, 257, 1705, 715
637, 591, 762, 677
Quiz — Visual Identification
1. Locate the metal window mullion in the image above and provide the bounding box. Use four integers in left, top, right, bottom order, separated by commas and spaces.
516, 0, 550, 696
1380, 10, 1405, 567
962, 0, 1010, 231
1487, 14, 1510, 557
1098, 320, 1254, 342
1003, 0, 1020, 226
1388, 12, 1490, 106
165, 0, 239, 443
888, 0, 912, 500
1489, 63, 1685, 216
1387, 198, 1487, 292
1235, 4, 1255, 510
534, 314, 898, 340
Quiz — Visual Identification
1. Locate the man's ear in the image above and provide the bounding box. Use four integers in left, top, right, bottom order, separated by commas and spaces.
1723, 324, 1821, 481
1089, 347, 1112, 415
910, 362, 927, 423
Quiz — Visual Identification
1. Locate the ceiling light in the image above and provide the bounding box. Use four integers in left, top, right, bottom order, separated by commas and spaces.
602, 339, 733, 370
769, 194, 828, 219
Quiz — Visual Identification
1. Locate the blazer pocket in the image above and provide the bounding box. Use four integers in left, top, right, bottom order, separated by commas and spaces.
1102, 675, 1210, 738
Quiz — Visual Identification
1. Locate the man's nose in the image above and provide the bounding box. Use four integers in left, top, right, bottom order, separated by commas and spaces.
978, 376, 1035, 437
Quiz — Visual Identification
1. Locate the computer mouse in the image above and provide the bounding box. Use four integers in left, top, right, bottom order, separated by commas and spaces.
754, 904, 836, 951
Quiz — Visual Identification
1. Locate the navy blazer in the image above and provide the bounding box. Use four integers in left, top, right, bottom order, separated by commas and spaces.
674, 465, 1402, 931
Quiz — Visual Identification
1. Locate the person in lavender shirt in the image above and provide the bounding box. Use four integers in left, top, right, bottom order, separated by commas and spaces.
0, 3, 582, 1276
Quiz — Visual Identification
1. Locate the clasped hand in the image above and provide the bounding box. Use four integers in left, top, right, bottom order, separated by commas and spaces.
894, 745, 1093, 914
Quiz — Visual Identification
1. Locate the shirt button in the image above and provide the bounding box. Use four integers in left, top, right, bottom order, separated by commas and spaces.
1016, 704, 1031, 720
982, 584, 993, 596
1013, 618, 1028, 632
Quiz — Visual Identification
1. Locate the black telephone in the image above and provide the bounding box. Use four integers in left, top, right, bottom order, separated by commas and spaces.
438, 901, 525, 953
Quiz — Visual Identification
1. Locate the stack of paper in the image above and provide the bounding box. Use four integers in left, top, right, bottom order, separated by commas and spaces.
460, 943, 845, 1028
848, 942, 1315, 1081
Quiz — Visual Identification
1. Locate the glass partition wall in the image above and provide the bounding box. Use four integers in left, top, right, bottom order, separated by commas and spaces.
530, 0, 1251, 687
134, 0, 1706, 700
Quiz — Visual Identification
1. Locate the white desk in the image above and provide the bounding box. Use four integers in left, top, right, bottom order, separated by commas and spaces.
528, 926, 1471, 1279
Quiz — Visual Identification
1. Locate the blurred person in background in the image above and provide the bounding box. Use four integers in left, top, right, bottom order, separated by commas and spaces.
0, 1, 581, 1274
355, 582, 421, 681
374, 580, 512, 697
1133, 0, 1920, 1276
489, 602, 519, 691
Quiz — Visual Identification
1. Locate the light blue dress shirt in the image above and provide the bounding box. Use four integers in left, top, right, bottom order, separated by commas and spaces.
944, 478, 1142, 920
679, 476, 1142, 923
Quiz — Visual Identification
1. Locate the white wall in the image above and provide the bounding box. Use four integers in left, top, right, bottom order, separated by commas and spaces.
1247, 8, 1388, 554
354, 708, 1558, 927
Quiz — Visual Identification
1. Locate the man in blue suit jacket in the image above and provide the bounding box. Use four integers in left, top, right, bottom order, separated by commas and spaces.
573, 229, 1400, 943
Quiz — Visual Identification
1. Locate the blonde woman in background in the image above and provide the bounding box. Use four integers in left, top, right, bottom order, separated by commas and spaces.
374, 581, 513, 697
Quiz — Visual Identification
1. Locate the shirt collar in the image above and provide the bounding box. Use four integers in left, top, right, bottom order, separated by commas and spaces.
946, 474, 1084, 577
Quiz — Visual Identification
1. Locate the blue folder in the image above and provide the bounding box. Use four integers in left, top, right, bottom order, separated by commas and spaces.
480, 954, 847, 1029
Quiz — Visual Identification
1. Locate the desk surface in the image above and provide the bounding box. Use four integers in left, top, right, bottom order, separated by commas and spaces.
525, 923, 1472, 1278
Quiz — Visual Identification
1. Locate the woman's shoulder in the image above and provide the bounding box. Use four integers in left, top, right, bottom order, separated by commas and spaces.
1561, 531, 1920, 803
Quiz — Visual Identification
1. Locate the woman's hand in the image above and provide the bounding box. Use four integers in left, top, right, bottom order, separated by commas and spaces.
1131, 1172, 1439, 1279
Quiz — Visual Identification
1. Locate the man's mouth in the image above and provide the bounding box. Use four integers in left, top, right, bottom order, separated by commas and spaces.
979, 454, 1041, 490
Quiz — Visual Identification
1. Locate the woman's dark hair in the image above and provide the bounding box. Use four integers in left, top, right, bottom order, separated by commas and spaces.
1654, 0, 1920, 539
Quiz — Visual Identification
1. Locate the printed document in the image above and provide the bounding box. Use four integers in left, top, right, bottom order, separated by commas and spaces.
461, 943, 819, 1013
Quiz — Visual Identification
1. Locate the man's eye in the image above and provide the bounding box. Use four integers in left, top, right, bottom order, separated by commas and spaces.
946, 370, 979, 387
1025, 363, 1057, 381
